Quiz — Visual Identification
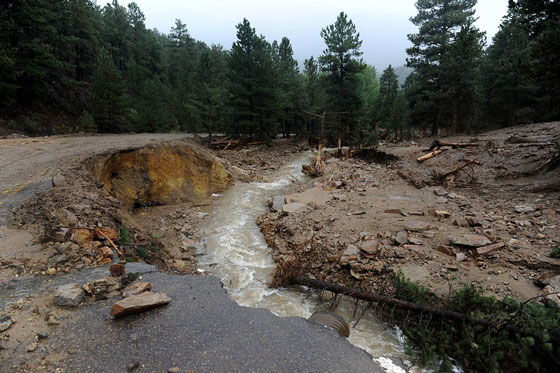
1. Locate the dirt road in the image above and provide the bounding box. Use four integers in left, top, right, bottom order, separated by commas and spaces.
0, 133, 192, 226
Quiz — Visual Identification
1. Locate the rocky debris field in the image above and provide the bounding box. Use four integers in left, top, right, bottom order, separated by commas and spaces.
259, 122, 560, 304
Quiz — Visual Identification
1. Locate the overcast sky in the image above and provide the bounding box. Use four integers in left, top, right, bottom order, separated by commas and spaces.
105, 0, 509, 70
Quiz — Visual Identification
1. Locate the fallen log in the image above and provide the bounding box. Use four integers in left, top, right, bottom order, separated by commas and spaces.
417, 149, 442, 162
397, 170, 424, 189
432, 158, 478, 184
290, 275, 560, 340
429, 140, 479, 150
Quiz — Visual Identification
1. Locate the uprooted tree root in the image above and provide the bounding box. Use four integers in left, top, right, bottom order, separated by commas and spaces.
352, 147, 400, 164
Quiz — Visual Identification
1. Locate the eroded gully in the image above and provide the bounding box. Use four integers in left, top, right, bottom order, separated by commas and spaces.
195, 151, 408, 367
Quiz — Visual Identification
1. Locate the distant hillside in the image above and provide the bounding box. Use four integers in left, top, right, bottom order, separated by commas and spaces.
393, 65, 413, 87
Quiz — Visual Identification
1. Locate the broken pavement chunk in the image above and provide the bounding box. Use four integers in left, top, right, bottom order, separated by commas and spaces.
110, 292, 171, 317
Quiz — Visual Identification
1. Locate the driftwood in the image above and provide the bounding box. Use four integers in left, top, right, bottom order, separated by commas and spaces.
291, 275, 560, 340
429, 140, 479, 150
432, 158, 479, 184
417, 149, 442, 162
302, 163, 321, 177
397, 170, 424, 189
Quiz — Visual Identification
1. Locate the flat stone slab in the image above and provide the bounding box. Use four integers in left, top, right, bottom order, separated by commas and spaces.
515, 204, 537, 213
282, 202, 307, 214
271, 195, 286, 212
404, 221, 430, 232
285, 187, 332, 206
54, 283, 85, 307
121, 281, 152, 298
110, 292, 171, 317
476, 242, 505, 255
449, 234, 492, 247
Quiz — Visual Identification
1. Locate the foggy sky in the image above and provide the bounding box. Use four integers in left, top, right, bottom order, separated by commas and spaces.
106, 0, 509, 70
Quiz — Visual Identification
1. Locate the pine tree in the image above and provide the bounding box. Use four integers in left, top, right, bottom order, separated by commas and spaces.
483, 11, 537, 126
273, 37, 300, 138
406, 0, 480, 134
319, 11, 364, 152
228, 18, 276, 139
91, 51, 129, 132
376, 65, 400, 136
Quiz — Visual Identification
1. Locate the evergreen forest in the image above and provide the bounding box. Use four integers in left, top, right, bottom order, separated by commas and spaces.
1, 0, 559, 143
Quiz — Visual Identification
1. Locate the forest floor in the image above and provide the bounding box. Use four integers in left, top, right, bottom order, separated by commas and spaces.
0, 123, 559, 371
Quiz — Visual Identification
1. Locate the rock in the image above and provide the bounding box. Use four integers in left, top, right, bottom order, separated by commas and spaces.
110, 292, 171, 317
456, 253, 466, 262
340, 245, 359, 266
515, 204, 537, 213
110, 263, 126, 277
54, 255, 68, 264
466, 215, 483, 227
271, 195, 286, 212
408, 237, 423, 245
476, 242, 505, 255
394, 231, 409, 245
542, 276, 560, 306
46, 267, 57, 275
47, 315, 60, 326
449, 234, 492, 247
168, 368, 181, 373
404, 221, 430, 232
87, 277, 121, 299
434, 188, 448, 196
422, 230, 435, 238
72, 229, 94, 247
54, 283, 85, 307
435, 210, 451, 218
346, 210, 366, 216
51, 170, 65, 187
282, 202, 307, 214
121, 282, 152, 298
98, 246, 114, 259
453, 217, 470, 227
285, 187, 331, 206
127, 362, 140, 371
52, 228, 70, 243
101, 145, 233, 207
27, 342, 38, 352
0, 316, 14, 332
95, 227, 119, 241
436, 245, 454, 256
360, 240, 379, 256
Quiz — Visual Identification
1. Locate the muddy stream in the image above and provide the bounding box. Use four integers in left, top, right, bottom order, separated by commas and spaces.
196, 152, 408, 367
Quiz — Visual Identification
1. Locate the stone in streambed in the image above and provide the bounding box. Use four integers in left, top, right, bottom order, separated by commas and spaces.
54, 283, 85, 307
110, 292, 171, 317
404, 221, 430, 232
282, 202, 307, 214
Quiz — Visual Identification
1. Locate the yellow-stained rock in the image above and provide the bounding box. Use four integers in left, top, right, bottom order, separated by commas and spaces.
72, 229, 94, 248
99, 144, 233, 207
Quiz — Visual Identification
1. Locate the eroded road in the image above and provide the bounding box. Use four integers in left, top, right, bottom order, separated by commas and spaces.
0, 133, 192, 226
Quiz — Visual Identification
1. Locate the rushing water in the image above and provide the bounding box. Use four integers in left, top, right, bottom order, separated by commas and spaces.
197, 152, 408, 368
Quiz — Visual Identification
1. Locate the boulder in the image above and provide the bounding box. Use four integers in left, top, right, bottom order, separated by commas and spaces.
271, 195, 286, 212
98, 246, 114, 259
449, 234, 492, 247
110, 292, 171, 317
54, 283, 85, 307
95, 227, 119, 241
